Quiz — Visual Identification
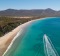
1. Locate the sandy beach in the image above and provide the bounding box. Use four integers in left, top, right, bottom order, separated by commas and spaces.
0, 21, 32, 56
0, 19, 41, 56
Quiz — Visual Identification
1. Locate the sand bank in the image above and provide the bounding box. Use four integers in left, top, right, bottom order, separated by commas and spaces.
0, 21, 32, 56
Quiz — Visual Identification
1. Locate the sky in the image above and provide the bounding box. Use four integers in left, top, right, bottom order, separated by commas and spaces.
0, 0, 60, 10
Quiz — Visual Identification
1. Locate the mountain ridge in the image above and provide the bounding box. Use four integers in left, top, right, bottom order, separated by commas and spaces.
0, 8, 60, 17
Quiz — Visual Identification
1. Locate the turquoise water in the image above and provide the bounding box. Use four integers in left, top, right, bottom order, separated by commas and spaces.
4, 17, 60, 56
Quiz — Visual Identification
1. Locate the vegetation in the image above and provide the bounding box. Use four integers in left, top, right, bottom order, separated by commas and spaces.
0, 16, 42, 36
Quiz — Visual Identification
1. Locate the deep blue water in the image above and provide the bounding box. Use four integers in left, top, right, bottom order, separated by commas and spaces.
4, 17, 60, 56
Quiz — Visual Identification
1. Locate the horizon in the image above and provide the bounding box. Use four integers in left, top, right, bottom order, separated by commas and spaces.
0, 0, 60, 11
0, 8, 58, 11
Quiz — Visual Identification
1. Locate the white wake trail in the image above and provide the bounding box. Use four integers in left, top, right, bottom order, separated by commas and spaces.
43, 34, 59, 56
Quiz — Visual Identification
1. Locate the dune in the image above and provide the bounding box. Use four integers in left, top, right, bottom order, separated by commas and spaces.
0, 20, 32, 56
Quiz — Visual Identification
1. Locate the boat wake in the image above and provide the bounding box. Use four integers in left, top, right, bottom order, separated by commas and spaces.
43, 34, 59, 56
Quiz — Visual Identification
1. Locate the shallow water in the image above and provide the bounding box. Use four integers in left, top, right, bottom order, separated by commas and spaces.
3, 17, 60, 56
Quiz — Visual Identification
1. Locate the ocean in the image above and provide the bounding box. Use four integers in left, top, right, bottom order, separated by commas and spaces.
3, 17, 60, 56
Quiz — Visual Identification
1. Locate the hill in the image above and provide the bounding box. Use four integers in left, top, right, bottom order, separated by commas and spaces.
0, 8, 60, 17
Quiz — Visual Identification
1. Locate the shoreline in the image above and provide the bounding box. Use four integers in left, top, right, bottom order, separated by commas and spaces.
0, 18, 45, 56
0, 20, 33, 56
